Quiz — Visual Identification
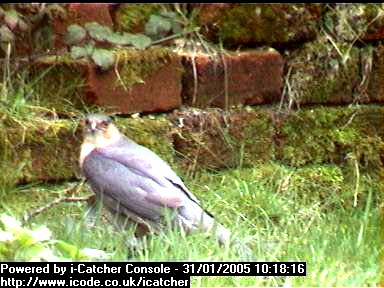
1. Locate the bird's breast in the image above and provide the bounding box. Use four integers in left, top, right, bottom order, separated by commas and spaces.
79, 142, 96, 168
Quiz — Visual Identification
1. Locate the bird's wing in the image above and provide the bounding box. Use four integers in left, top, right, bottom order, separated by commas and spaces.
97, 138, 201, 204
83, 150, 186, 220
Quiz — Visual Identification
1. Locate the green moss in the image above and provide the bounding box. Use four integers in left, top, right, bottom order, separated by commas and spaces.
0, 104, 381, 190
323, 4, 384, 41
114, 4, 162, 33
0, 117, 80, 187
170, 105, 382, 174
115, 47, 177, 89
232, 110, 275, 167
207, 4, 321, 48
288, 38, 359, 105
277, 106, 383, 171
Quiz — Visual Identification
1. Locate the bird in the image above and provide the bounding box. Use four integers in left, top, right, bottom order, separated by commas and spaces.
79, 113, 231, 245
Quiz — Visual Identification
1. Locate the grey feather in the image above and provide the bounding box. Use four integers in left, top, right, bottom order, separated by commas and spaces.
83, 151, 166, 220
99, 136, 201, 204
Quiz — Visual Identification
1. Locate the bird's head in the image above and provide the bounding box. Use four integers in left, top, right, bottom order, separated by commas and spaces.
81, 114, 122, 148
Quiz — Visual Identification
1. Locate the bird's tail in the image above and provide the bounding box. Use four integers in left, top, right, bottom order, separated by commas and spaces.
212, 221, 231, 246
177, 204, 255, 259
201, 213, 256, 260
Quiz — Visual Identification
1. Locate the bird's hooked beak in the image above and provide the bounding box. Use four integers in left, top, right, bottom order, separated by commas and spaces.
89, 121, 98, 134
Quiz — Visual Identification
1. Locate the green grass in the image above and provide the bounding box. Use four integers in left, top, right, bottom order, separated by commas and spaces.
0, 66, 380, 286
0, 162, 380, 286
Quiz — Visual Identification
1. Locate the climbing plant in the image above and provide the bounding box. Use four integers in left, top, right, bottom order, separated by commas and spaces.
0, 4, 207, 70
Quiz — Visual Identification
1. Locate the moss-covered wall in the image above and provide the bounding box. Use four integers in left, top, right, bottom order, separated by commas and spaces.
0, 115, 175, 187
0, 105, 381, 187
276, 106, 383, 170
197, 4, 322, 48
0, 118, 80, 187
171, 105, 383, 173
0, 4, 383, 189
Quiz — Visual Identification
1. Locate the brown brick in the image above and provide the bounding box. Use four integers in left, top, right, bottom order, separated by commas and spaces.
84, 49, 183, 114
182, 50, 283, 109
196, 4, 231, 27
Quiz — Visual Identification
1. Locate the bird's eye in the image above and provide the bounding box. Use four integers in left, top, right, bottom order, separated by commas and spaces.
84, 119, 90, 126
100, 120, 109, 128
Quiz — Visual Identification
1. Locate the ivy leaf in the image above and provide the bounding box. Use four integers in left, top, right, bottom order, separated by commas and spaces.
4, 10, 19, 30
85, 22, 112, 42
125, 34, 152, 50
91, 48, 115, 70
70, 45, 94, 59
145, 14, 172, 39
104, 32, 152, 48
159, 11, 182, 34
65, 24, 86, 45
105, 32, 131, 45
